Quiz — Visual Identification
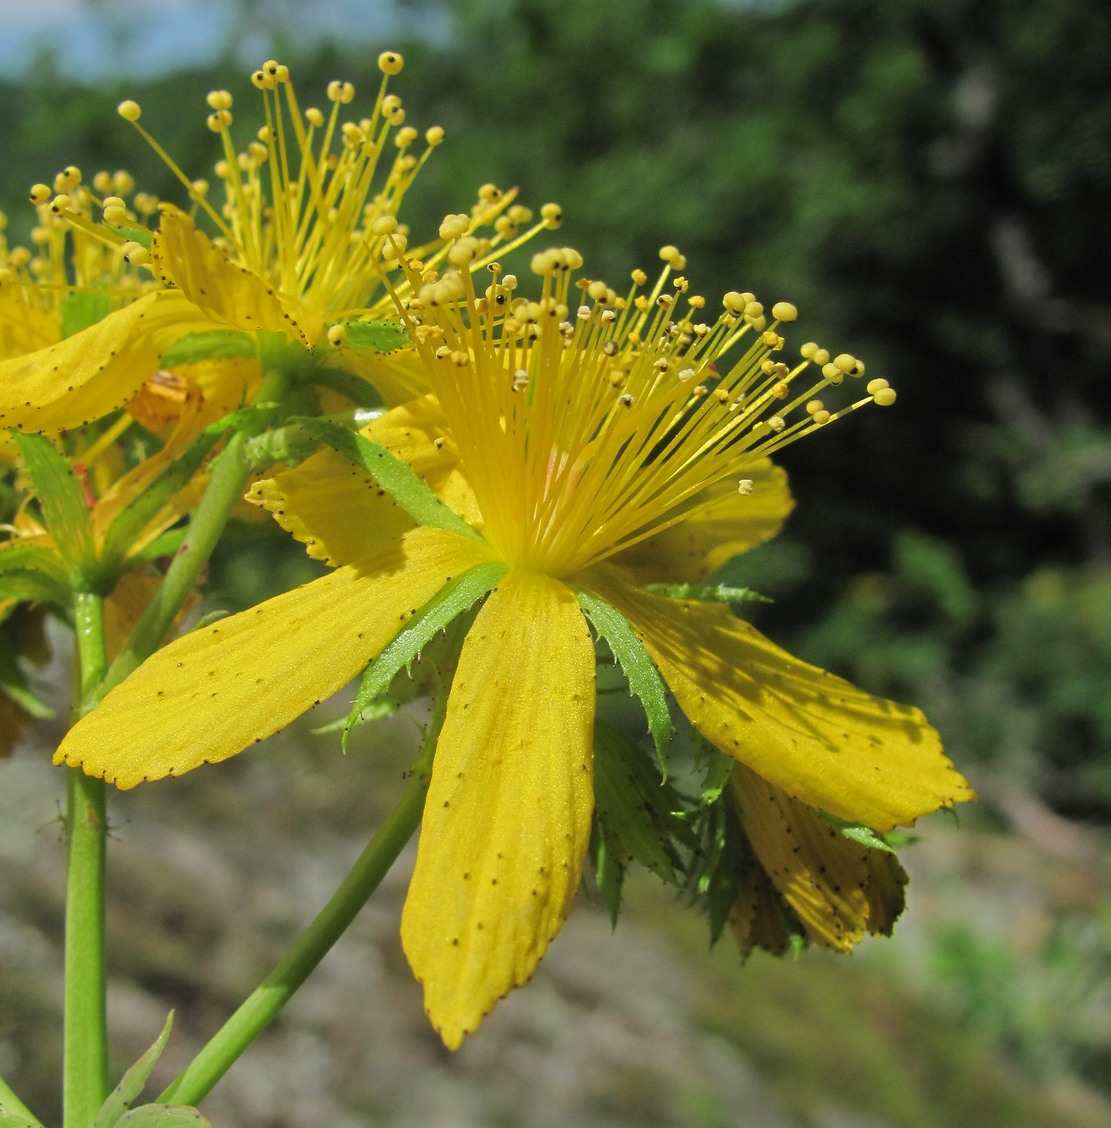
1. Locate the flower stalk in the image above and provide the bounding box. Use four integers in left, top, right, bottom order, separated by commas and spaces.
158, 698, 443, 1107
63, 590, 109, 1128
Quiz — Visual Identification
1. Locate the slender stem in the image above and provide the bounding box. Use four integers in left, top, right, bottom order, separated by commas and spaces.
0, 1074, 44, 1127
63, 591, 109, 1128
157, 753, 434, 1107
100, 365, 291, 697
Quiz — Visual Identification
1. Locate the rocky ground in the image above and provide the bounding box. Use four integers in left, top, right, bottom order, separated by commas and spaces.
4, 697, 1111, 1128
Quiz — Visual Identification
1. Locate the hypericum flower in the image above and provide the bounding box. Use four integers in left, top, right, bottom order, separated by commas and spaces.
55, 241, 973, 1048
0, 55, 559, 431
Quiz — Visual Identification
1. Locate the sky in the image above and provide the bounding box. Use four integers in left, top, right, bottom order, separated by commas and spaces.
0, 0, 438, 78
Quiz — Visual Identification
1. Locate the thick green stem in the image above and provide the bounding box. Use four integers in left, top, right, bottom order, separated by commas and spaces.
63, 591, 109, 1128
157, 755, 433, 1107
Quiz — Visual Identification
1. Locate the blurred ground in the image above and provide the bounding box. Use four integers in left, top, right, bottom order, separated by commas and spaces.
3, 695, 1110, 1128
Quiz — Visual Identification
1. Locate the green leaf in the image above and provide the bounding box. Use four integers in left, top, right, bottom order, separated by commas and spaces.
343, 560, 507, 749
0, 643, 54, 720
576, 589, 672, 777
161, 330, 256, 366
0, 1110, 43, 1128
0, 543, 69, 606
593, 723, 690, 894
116, 1107, 211, 1127
93, 1013, 175, 1128
60, 292, 112, 338
106, 223, 152, 249
299, 417, 482, 542
822, 813, 896, 854
645, 582, 772, 604
335, 320, 409, 352
11, 433, 95, 579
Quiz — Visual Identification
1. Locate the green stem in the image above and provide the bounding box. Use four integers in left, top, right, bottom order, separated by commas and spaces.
64, 591, 109, 1128
100, 365, 291, 697
158, 752, 434, 1107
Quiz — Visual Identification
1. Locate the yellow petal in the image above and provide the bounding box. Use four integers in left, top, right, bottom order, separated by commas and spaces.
0, 287, 60, 360
152, 206, 315, 343
249, 395, 480, 569
54, 526, 492, 788
401, 571, 595, 1049
730, 764, 907, 952
613, 458, 793, 583
590, 576, 974, 831
0, 290, 215, 433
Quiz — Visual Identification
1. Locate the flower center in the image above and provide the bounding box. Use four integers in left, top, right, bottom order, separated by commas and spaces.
386, 237, 896, 578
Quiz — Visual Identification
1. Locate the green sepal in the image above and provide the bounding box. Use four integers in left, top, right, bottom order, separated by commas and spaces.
822, 812, 897, 854
0, 543, 69, 606
106, 223, 152, 249
333, 320, 409, 352
309, 364, 386, 408
576, 589, 672, 777
60, 292, 112, 338
127, 528, 187, 566
645, 582, 772, 605
343, 560, 507, 749
161, 330, 256, 367
590, 722, 691, 924
11, 433, 96, 582
93, 1012, 174, 1128
98, 431, 224, 575
298, 417, 482, 542
113, 1107, 211, 1127
0, 1108, 44, 1128
0, 642, 54, 720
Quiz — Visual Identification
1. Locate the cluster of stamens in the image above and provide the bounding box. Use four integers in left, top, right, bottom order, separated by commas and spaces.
372, 232, 894, 574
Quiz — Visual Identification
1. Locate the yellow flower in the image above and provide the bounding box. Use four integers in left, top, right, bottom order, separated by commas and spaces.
0, 55, 557, 431
55, 242, 972, 1048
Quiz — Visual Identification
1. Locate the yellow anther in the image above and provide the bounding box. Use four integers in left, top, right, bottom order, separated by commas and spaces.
378, 51, 404, 75
744, 300, 764, 319
425, 125, 445, 146
117, 100, 142, 122
872, 387, 896, 406
772, 381, 790, 399
738, 479, 755, 496
207, 110, 233, 132
722, 291, 746, 314
327, 324, 347, 347
806, 399, 831, 424
659, 244, 687, 270
121, 241, 150, 265
395, 125, 418, 148
821, 362, 844, 385
29, 183, 52, 205
448, 238, 480, 267
540, 202, 563, 228
771, 301, 798, 322
762, 330, 784, 350
206, 89, 233, 110
305, 107, 325, 127
326, 80, 356, 104
439, 213, 471, 240
372, 215, 399, 236
834, 352, 862, 376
